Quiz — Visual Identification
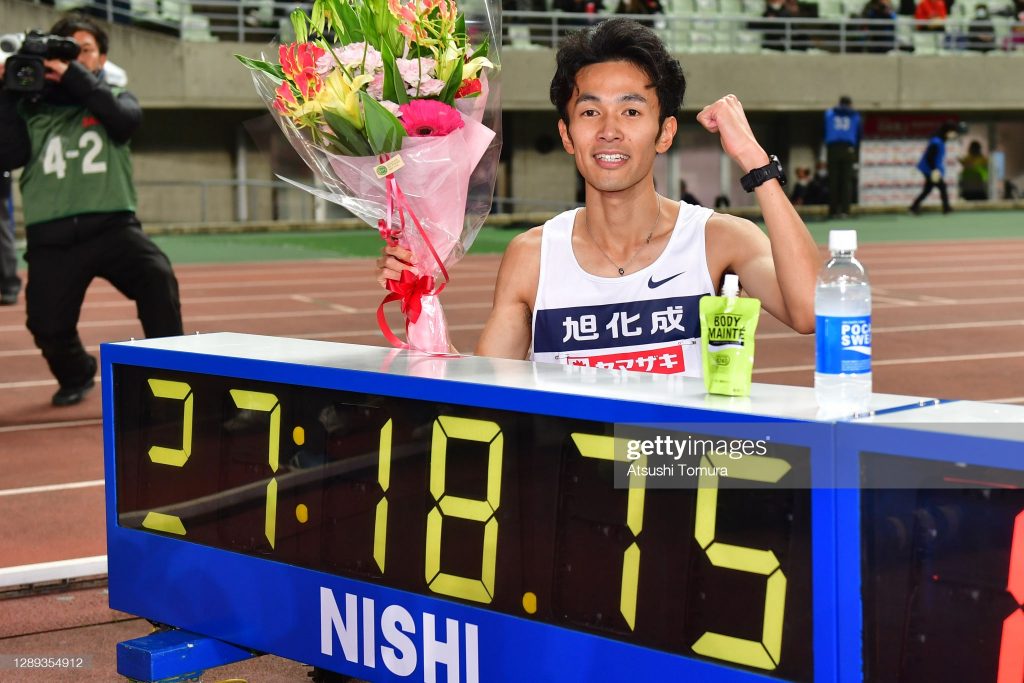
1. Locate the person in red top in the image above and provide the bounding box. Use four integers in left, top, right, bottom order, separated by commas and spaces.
915, 0, 948, 30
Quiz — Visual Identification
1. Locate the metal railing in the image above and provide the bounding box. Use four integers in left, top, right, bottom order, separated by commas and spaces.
23, 0, 1024, 53
502, 12, 1024, 54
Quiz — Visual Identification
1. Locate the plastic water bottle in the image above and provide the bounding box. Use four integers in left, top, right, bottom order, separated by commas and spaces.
815, 230, 872, 416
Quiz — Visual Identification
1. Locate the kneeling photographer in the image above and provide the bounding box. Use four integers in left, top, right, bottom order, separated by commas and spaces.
0, 14, 182, 407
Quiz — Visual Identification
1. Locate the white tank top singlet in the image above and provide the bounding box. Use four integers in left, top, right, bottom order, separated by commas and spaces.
530, 202, 716, 376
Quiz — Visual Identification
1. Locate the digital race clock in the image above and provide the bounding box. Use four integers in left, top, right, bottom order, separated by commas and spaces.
107, 335, 1024, 682
103, 333, 846, 682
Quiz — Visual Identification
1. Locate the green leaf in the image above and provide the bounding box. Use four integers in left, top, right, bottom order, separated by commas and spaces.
311, 1, 324, 35
456, 13, 466, 49
380, 42, 409, 105
407, 43, 431, 59
321, 130, 358, 156
319, 0, 339, 39
470, 35, 490, 61
337, 0, 363, 43
358, 2, 380, 47
234, 54, 285, 81
438, 56, 463, 106
373, 0, 400, 54
324, 109, 373, 156
291, 8, 309, 43
360, 91, 407, 155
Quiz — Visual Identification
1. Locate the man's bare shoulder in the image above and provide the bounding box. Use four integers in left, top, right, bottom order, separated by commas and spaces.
706, 211, 771, 255
503, 225, 544, 262
495, 225, 544, 302
706, 211, 762, 237
705, 211, 773, 283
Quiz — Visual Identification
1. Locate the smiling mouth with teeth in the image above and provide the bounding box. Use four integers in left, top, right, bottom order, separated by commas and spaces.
596, 154, 628, 161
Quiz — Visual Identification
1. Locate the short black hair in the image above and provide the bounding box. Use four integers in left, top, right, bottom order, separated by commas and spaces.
549, 18, 686, 126
50, 13, 109, 55
839, 95, 852, 107
936, 120, 967, 137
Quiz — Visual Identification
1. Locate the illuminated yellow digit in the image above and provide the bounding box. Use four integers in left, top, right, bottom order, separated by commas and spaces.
571, 433, 645, 630
141, 379, 194, 536
146, 379, 193, 466
425, 416, 502, 604
691, 451, 792, 671
230, 389, 280, 549
374, 418, 392, 572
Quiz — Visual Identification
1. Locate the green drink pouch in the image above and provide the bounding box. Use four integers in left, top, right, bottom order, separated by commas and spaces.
700, 274, 761, 397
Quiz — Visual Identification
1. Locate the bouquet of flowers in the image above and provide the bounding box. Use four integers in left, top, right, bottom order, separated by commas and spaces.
237, 0, 500, 353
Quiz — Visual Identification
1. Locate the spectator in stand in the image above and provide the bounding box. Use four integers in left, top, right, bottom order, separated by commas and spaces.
554, 0, 606, 14
994, 0, 1024, 17
554, 0, 606, 33
807, 161, 830, 206
679, 180, 701, 206
1005, 0, 1024, 49
790, 167, 812, 206
615, 0, 663, 27
862, 0, 898, 52
959, 140, 989, 200
760, 0, 800, 50
616, 0, 664, 14
910, 121, 965, 215
967, 4, 997, 51
823, 95, 861, 219
915, 0, 948, 30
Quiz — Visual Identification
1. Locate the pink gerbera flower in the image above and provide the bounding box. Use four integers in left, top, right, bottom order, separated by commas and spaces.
398, 100, 464, 137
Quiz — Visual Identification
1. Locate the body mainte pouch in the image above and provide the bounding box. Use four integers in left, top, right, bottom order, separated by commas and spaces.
699, 274, 761, 397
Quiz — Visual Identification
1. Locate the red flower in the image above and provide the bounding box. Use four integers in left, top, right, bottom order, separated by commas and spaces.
273, 81, 297, 114
398, 100, 464, 137
455, 78, 482, 99
279, 42, 326, 100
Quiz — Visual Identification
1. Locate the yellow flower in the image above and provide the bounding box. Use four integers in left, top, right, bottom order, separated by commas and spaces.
295, 70, 373, 129
462, 55, 494, 82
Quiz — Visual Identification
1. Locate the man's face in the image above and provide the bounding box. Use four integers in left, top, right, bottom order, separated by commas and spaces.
557, 60, 675, 195
72, 30, 106, 74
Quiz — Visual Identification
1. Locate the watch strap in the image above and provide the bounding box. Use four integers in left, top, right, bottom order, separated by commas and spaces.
740, 155, 786, 193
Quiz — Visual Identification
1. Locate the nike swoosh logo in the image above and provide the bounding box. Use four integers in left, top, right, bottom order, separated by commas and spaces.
648, 272, 685, 289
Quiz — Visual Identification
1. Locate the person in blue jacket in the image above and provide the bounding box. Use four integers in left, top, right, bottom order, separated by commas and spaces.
823, 95, 861, 219
910, 121, 966, 215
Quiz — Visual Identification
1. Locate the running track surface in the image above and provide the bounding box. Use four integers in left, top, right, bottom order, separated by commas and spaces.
2, 239, 1023, 679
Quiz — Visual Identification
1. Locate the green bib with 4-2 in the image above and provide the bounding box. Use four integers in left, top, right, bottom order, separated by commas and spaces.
18, 94, 136, 226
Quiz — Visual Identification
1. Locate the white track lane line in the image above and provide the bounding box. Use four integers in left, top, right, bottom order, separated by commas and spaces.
0, 418, 102, 433
0, 556, 107, 587
289, 294, 357, 313
756, 318, 1024, 341
0, 479, 104, 497
0, 376, 98, 390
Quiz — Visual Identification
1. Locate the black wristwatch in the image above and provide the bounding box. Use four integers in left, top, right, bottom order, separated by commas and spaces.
740, 154, 787, 193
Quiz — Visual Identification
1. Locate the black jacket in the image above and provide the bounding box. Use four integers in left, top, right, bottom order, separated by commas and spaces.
0, 61, 142, 172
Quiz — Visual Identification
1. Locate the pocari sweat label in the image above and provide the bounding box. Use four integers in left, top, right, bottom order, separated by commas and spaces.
816, 315, 871, 374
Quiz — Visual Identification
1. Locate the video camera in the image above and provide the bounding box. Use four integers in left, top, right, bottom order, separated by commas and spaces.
1, 31, 81, 93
